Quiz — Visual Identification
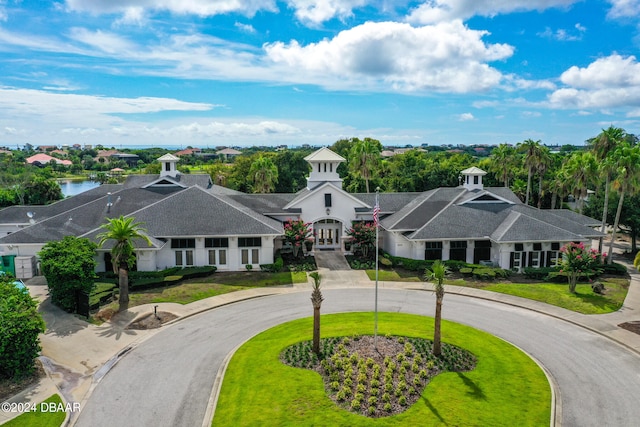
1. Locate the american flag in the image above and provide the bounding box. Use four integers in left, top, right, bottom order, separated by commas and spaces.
373, 198, 380, 227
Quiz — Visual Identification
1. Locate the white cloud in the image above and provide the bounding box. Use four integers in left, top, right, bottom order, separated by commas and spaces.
537, 23, 586, 41
68, 28, 137, 54
286, 0, 367, 25
606, 0, 640, 19
265, 20, 514, 93
458, 112, 475, 121
407, 0, 578, 24
235, 22, 256, 33
65, 0, 278, 18
547, 54, 640, 111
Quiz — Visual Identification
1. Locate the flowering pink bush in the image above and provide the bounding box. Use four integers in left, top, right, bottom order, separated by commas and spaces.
283, 219, 313, 258
559, 242, 603, 293
346, 222, 377, 259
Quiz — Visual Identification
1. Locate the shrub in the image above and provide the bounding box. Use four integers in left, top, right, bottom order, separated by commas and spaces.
443, 259, 468, 271
601, 262, 627, 276
524, 267, 559, 280
39, 236, 97, 313
0, 275, 45, 379
459, 267, 473, 276
472, 268, 496, 280
260, 256, 284, 273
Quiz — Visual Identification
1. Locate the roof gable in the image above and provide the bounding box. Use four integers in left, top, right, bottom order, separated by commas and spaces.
304, 147, 345, 162
283, 181, 369, 210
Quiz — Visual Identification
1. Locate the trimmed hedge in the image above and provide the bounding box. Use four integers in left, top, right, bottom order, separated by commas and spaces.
601, 262, 627, 276
260, 256, 284, 273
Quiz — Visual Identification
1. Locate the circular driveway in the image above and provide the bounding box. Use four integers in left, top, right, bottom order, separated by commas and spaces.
75, 289, 640, 427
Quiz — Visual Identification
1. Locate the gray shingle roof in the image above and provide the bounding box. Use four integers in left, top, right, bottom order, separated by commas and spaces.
117, 186, 283, 237
0, 187, 170, 244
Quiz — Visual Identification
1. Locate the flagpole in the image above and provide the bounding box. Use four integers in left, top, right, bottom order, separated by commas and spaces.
374, 188, 379, 350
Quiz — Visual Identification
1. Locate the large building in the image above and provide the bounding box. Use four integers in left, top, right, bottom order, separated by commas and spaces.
0, 148, 603, 277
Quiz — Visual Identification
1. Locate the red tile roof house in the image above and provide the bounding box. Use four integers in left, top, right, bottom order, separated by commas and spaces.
26, 153, 72, 167
0, 148, 602, 274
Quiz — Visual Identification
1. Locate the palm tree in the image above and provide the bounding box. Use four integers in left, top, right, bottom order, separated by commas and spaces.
98, 216, 152, 312
249, 155, 278, 193
536, 146, 552, 209
349, 138, 381, 193
588, 126, 626, 246
488, 143, 517, 187
563, 151, 597, 214
424, 260, 447, 357
607, 142, 640, 264
549, 168, 570, 209
517, 139, 543, 205
309, 272, 324, 355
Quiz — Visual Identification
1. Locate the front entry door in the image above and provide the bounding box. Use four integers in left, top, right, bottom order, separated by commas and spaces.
315, 219, 342, 250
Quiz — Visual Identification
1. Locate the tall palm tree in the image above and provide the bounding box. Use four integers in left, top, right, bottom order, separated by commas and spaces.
98, 216, 152, 312
249, 155, 279, 193
309, 272, 324, 355
349, 138, 381, 193
588, 126, 626, 246
563, 151, 597, 214
549, 168, 571, 209
607, 142, 640, 264
536, 146, 552, 209
488, 143, 517, 187
424, 260, 447, 357
517, 139, 543, 205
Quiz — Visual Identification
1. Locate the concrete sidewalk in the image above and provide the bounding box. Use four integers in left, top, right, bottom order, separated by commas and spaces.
2, 252, 640, 425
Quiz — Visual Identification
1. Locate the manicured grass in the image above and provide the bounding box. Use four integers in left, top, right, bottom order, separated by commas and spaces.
214, 312, 551, 426
365, 269, 628, 314
483, 279, 628, 314
365, 269, 421, 282
118, 271, 307, 307
4, 394, 65, 427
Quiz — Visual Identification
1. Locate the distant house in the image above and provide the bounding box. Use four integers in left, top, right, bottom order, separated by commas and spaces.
36, 145, 58, 152
26, 153, 72, 167
95, 150, 139, 167
0, 147, 602, 274
216, 148, 242, 160
175, 148, 202, 157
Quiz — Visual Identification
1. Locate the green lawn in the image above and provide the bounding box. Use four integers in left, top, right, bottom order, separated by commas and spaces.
121, 271, 308, 307
214, 312, 551, 426
483, 279, 628, 314
4, 394, 66, 427
366, 269, 628, 314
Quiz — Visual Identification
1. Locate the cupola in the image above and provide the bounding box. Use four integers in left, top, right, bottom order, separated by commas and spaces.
460, 167, 486, 191
158, 153, 180, 178
304, 147, 346, 190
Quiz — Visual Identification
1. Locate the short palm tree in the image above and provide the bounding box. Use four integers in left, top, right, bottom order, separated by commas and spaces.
424, 260, 447, 357
97, 216, 152, 312
309, 272, 324, 355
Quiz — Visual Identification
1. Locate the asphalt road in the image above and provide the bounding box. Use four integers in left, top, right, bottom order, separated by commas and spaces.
74, 289, 640, 427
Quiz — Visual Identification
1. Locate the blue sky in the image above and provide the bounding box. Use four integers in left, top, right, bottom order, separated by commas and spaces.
0, 0, 639, 148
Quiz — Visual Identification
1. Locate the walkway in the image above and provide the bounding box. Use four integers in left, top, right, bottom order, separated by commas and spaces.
2, 245, 640, 425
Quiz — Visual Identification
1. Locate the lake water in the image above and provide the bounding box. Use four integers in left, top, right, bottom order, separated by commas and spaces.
59, 180, 101, 197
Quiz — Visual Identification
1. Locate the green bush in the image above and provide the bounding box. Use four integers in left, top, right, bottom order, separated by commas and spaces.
39, 236, 97, 313
459, 267, 473, 276
472, 268, 496, 280
260, 256, 284, 273
0, 275, 45, 379
524, 267, 559, 280
601, 262, 627, 276
443, 260, 468, 271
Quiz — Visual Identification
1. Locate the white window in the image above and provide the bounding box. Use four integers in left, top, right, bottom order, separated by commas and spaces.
512, 252, 523, 270
175, 250, 194, 266
530, 251, 541, 268
208, 249, 227, 266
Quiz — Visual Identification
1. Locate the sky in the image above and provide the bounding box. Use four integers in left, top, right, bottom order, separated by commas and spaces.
0, 1, 639, 148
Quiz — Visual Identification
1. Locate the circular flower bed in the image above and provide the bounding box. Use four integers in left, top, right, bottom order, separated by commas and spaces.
281, 335, 476, 418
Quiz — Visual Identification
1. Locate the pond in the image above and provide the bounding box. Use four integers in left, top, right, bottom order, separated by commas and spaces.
59, 179, 101, 197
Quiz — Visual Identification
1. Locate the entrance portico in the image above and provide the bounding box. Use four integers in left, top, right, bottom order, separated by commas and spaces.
313, 219, 342, 250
